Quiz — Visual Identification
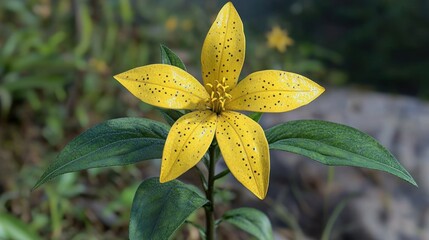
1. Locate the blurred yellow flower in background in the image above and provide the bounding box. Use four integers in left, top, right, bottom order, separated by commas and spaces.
165, 16, 178, 32
181, 19, 194, 32
266, 26, 294, 53
33, 0, 51, 18
89, 58, 108, 74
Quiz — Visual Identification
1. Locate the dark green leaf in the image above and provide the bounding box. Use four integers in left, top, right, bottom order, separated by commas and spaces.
34, 118, 169, 189
249, 112, 263, 122
130, 178, 208, 240
221, 207, 273, 240
158, 109, 184, 126
266, 120, 417, 186
160, 44, 187, 71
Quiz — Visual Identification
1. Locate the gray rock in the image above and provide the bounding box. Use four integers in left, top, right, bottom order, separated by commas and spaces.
258, 88, 426, 239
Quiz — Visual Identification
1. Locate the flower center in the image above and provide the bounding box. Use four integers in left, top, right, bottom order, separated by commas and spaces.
206, 77, 232, 114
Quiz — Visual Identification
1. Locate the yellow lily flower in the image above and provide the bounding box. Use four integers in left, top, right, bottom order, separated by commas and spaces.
114, 2, 324, 199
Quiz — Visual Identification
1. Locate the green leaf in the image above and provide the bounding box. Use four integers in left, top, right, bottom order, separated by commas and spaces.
221, 207, 273, 240
158, 109, 184, 126
266, 120, 417, 186
34, 118, 169, 189
129, 178, 208, 240
0, 213, 42, 240
249, 112, 263, 122
160, 44, 187, 71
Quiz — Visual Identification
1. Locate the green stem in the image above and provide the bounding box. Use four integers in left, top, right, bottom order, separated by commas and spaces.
46, 186, 62, 239
213, 169, 230, 181
204, 146, 216, 240
196, 165, 208, 189
321, 197, 349, 240
327, 166, 335, 184
324, 166, 335, 220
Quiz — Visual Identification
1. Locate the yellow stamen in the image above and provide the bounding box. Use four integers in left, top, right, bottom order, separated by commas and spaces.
206, 77, 232, 113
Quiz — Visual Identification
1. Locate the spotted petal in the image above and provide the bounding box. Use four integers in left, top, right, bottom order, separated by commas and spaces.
201, 2, 245, 93
216, 111, 269, 199
160, 110, 217, 182
114, 64, 209, 110
225, 70, 324, 112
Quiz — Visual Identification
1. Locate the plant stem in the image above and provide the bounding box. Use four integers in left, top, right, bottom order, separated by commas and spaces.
324, 166, 335, 220
327, 166, 335, 185
205, 146, 216, 240
213, 168, 230, 181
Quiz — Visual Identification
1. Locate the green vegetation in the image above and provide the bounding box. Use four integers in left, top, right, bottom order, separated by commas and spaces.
0, 0, 426, 239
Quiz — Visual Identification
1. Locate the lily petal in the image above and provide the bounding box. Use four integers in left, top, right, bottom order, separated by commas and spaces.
226, 70, 324, 112
114, 64, 209, 110
160, 110, 217, 182
216, 111, 269, 199
201, 2, 245, 93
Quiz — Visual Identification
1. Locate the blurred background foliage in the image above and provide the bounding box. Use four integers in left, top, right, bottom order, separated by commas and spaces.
0, 0, 428, 239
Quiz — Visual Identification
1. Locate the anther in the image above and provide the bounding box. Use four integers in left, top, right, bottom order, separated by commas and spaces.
206, 77, 232, 113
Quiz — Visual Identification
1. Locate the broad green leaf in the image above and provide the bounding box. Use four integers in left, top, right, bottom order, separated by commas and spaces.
221, 207, 273, 240
0, 213, 42, 240
129, 178, 208, 240
160, 44, 187, 71
266, 120, 417, 186
158, 109, 184, 126
34, 118, 169, 189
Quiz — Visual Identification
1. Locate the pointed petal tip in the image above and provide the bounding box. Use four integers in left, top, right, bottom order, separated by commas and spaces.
310, 79, 325, 95
243, 184, 267, 200
113, 73, 122, 81
216, 112, 269, 200
244, 182, 267, 200
159, 168, 176, 183
159, 169, 171, 183
225, 1, 234, 7
255, 190, 267, 200
224, 2, 238, 15
159, 175, 169, 183
316, 85, 326, 96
